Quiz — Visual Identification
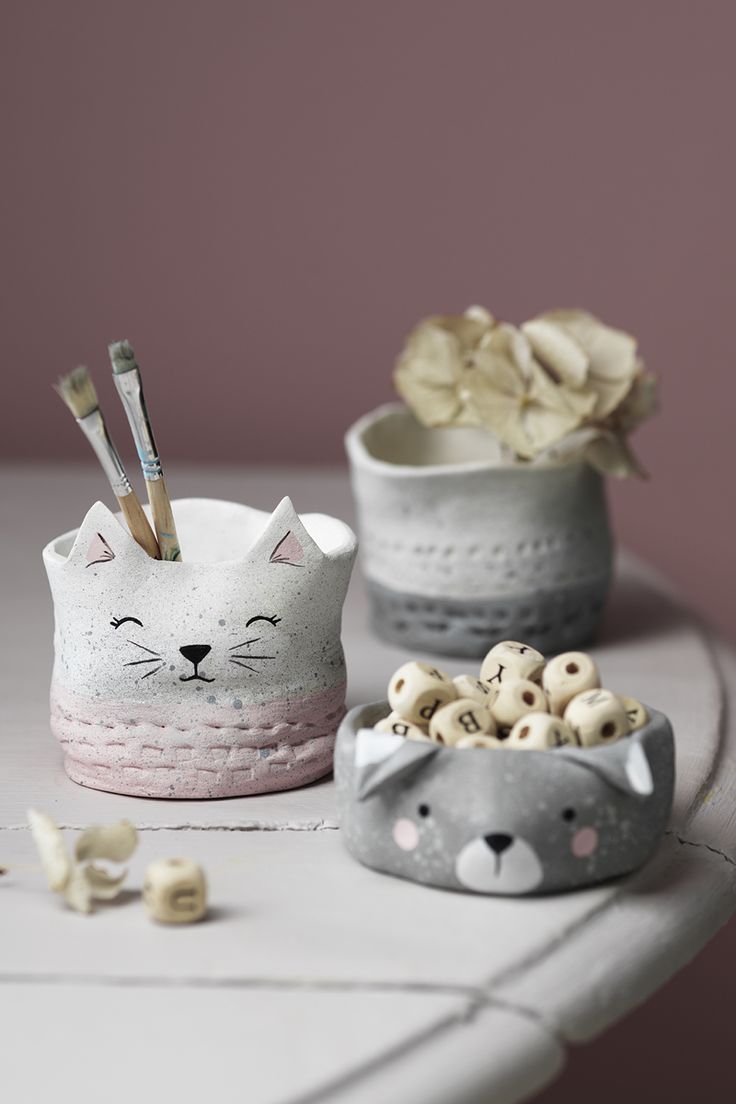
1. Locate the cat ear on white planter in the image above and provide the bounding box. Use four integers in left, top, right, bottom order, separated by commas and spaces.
63, 501, 153, 572
246, 496, 324, 567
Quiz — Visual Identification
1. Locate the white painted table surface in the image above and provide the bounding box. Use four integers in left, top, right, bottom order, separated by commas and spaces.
1, 464, 734, 1104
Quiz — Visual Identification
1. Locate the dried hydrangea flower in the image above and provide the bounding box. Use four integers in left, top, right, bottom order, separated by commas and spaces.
393, 304, 655, 475
522, 310, 641, 418
534, 425, 647, 478
393, 308, 495, 427
28, 809, 138, 914
463, 323, 595, 458
612, 370, 658, 433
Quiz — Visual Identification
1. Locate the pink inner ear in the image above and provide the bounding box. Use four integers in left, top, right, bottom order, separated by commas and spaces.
270, 530, 304, 565
86, 532, 115, 568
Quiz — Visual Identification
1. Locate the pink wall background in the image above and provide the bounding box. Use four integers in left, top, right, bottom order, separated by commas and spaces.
1, 4, 733, 1097
1, 0, 733, 637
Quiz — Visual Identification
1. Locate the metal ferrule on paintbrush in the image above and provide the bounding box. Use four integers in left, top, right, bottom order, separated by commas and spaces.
111, 361, 163, 481
109, 340, 182, 561
55, 366, 161, 560
76, 407, 134, 497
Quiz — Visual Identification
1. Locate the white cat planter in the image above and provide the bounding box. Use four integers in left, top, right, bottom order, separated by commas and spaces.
43, 497, 357, 799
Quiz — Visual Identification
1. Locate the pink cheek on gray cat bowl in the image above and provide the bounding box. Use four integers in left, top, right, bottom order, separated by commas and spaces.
334, 701, 675, 896
43, 496, 357, 799
345, 405, 614, 658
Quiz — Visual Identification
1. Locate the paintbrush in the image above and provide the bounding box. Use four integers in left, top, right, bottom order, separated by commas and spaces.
55, 367, 161, 559
108, 339, 182, 562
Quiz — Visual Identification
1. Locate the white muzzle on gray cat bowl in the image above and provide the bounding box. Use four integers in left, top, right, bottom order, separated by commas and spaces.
335, 702, 674, 895
42, 496, 357, 799
345, 404, 613, 658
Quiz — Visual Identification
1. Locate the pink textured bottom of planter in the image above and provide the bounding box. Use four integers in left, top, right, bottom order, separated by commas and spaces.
50, 681, 347, 798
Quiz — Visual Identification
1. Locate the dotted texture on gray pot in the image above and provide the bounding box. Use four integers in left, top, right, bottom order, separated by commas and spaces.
335, 702, 675, 896
346, 405, 614, 658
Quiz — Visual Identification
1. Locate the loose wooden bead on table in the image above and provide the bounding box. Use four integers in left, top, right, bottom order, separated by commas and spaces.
143, 858, 208, 924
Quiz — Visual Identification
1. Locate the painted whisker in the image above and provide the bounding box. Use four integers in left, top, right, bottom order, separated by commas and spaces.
229, 660, 258, 671
128, 640, 161, 656
141, 664, 165, 679
229, 638, 260, 651
230, 655, 274, 661
125, 657, 164, 666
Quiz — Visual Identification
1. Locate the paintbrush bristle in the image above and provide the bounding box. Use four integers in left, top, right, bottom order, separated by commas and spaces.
55, 365, 99, 420
108, 339, 138, 374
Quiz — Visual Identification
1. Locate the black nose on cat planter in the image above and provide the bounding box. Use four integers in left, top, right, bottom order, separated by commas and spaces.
180, 644, 212, 666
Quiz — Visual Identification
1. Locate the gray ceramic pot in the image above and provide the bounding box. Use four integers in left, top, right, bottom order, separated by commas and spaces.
345, 404, 613, 657
335, 702, 675, 896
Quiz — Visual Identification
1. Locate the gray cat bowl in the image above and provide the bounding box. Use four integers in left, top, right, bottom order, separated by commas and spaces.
334, 701, 675, 895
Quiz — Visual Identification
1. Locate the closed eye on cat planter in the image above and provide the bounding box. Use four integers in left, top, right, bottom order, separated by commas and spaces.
110, 616, 143, 629
245, 614, 282, 628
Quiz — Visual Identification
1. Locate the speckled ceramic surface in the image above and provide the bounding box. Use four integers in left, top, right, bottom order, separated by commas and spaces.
43, 497, 357, 798
345, 405, 613, 657
335, 701, 675, 895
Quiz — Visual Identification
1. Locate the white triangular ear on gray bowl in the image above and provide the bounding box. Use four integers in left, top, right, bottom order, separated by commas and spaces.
62, 502, 153, 572
354, 730, 439, 800
245, 496, 325, 567
558, 734, 654, 797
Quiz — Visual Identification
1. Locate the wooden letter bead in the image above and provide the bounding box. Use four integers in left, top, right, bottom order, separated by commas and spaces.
452, 674, 498, 707
456, 734, 503, 749
428, 698, 497, 746
387, 662, 456, 725
507, 712, 575, 750
564, 689, 631, 747
620, 696, 649, 731
374, 714, 430, 741
480, 641, 545, 687
143, 858, 207, 924
490, 679, 547, 730
542, 651, 600, 715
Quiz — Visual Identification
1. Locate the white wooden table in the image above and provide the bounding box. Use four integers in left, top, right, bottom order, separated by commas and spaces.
1, 464, 735, 1104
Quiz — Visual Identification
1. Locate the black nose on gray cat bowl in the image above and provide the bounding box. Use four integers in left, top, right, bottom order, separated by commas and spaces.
334, 701, 675, 896
485, 833, 513, 854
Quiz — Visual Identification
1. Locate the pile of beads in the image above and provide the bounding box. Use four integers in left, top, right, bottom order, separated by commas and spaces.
376, 641, 648, 750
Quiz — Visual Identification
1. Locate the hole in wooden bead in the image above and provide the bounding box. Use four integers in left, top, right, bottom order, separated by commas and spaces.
565, 662, 579, 674
395, 679, 405, 692
436, 734, 445, 744
518, 725, 530, 740
522, 691, 535, 706
601, 722, 616, 738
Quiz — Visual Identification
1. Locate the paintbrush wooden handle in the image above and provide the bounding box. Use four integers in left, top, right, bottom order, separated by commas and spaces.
116, 492, 161, 559
147, 477, 182, 561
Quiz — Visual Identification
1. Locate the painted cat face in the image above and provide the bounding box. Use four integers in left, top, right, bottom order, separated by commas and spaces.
335, 704, 674, 895
43, 497, 357, 707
